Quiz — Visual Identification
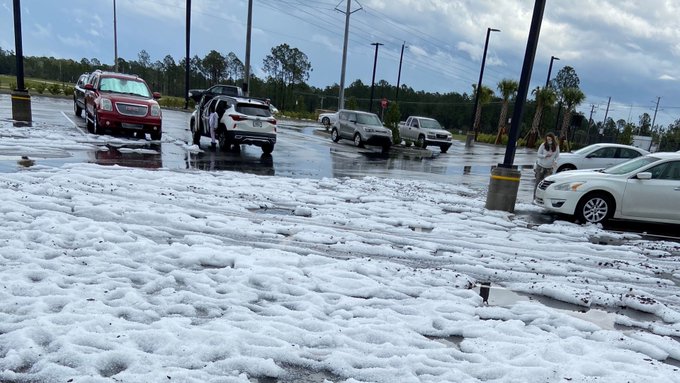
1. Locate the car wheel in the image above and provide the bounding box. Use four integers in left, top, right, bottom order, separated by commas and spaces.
354, 133, 364, 148
191, 119, 201, 145
576, 192, 614, 224
93, 111, 101, 135
261, 143, 274, 154
217, 132, 230, 151
440, 144, 450, 153
331, 128, 340, 143
150, 131, 162, 141
557, 164, 576, 172
322, 117, 330, 126
417, 135, 427, 149
74, 100, 82, 117
86, 110, 94, 133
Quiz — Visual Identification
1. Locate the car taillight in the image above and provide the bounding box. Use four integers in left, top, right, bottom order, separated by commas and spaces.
268, 118, 277, 125
101, 98, 113, 111
230, 114, 245, 121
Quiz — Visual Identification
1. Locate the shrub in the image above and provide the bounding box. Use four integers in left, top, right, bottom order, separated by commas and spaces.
9, 81, 16, 90
404, 139, 413, 147
34, 82, 47, 94
48, 83, 62, 95
62, 85, 74, 96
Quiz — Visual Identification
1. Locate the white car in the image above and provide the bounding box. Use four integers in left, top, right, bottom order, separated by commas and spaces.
317, 112, 337, 128
555, 143, 649, 172
535, 152, 680, 225
190, 96, 277, 154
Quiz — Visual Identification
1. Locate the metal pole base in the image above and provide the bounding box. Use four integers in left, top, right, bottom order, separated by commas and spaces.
11, 90, 32, 125
464, 131, 475, 148
485, 166, 521, 213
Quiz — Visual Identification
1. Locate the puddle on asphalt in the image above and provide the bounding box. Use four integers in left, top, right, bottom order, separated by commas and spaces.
249, 207, 295, 216
409, 225, 434, 233
472, 283, 664, 332
250, 363, 341, 383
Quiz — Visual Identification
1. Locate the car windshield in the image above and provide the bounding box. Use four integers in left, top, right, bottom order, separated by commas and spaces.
420, 119, 442, 129
236, 103, 272, 117
99, 77, 151, 98
603, 155, 660, 174
356, 114, 382, 126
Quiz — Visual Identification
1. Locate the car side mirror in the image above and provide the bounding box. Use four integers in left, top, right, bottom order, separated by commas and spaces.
153, 92, 162, 99
636, 172, 652, 180
84, 83, 94, 90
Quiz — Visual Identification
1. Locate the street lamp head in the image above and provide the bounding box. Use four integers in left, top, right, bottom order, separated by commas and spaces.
552, 56, 560, 61
490, 28, 501, 32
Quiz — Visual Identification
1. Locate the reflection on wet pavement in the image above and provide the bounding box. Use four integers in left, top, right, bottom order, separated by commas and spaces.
93, 144, 162, 169
186, 149, 275, 176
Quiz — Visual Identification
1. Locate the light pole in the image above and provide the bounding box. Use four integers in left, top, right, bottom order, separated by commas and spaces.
395, 42, 406, 102
368, 42, 383, 113
466, 27, 500, 148
11, 0, 31, 124
545, 55, 559, 88
113, 0, 118, 72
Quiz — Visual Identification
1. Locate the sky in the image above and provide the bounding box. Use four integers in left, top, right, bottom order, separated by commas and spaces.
1, 1, 680, 128
2, 112, 680, 381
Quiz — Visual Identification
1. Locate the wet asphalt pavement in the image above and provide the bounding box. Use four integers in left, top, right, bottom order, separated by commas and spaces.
1, 94, 677, 239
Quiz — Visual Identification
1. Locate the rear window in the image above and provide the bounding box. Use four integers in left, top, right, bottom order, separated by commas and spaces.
236, 103, 271, 117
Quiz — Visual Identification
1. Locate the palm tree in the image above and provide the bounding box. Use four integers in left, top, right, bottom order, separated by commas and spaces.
559, 87, 586, 151
494, 79, 519, 145
526, 86, 557, 148
472, 84, 494, 141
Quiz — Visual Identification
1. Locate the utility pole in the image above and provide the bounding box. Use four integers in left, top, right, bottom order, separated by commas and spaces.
601, 96, 611, 133
243, 0, 253, 96
336, 0, 361, 110
183, 0, 191, 109
467, 27, 500, 148
368, 42, 383, 113
586, 104, 597, 144
113, 0, 118, 72
395, 42, 406, 102
651, 96, 660, 133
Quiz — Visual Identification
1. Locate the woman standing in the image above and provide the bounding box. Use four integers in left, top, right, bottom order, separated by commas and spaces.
534, 132, 559, 198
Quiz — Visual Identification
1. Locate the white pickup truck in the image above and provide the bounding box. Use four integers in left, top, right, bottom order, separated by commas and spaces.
398, 116, 453, 153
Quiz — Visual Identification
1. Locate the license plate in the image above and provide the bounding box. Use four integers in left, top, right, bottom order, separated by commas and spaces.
253, 120, 262, 127
121, 123, 143, 129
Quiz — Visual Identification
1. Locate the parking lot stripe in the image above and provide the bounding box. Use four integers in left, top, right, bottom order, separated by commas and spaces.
61, 111, 86, 136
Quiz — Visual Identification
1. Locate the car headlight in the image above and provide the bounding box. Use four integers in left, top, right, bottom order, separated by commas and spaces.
101, 98, 113, 111
554, 181, 586, 191
151, 104, 161, 117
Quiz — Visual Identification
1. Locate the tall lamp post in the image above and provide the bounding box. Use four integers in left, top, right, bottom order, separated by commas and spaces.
368, 42, 383, 113
113, 0, 118, 72
11, 0, 31, 124
545, 55, 559, 88
395, 42, 406, 102
466, 27, 500, 148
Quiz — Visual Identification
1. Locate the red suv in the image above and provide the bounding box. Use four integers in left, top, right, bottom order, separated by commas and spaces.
84, 70, 162, 140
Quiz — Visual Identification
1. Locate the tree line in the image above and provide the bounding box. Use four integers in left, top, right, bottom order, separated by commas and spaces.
0, 45, 677, 151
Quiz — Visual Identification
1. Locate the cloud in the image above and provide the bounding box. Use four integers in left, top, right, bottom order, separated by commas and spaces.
408, 45, 427, 58
658, 74, 676, 81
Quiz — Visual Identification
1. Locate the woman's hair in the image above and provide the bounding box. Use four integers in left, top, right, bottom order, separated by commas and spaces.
543, 133, 557, 152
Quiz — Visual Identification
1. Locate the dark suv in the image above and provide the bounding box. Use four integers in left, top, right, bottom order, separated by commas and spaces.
84, 70, 163, 140
73, 72, 90, 117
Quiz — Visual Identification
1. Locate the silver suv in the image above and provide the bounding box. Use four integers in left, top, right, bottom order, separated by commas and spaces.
331, 109, 392, 152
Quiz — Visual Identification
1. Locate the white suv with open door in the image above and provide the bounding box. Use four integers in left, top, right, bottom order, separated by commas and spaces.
190, 96, 277, 154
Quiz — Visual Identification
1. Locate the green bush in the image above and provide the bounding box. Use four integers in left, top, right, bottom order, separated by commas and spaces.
384, 102, 401, 144
62, 85, 74, 96
158, 96, 195, 109
404, 139, 413, 147
9, 81, 16, 90
48, 83, 62, 95
33, 82, 47, 94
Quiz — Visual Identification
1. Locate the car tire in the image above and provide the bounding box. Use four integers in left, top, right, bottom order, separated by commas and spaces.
93, 111, 101, 135
557, 164, 576, 172
261, 143, 274, 154
322, 117, 330, 126
150, 131, 162, 141
576, 192, 614, 224
217, 131, 230, 151
86, 110, 94, 133
354, 133, 364, 148
191, 119, 201, 145
74, 100, 82, 117
440, 144, 450, 153
331, 128, 340, 143
417, 135, 427, 149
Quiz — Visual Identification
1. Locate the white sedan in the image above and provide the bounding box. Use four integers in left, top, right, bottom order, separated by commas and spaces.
535, 152, 680, 225
317, 112, 337, 127
555, 143, 649, 172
